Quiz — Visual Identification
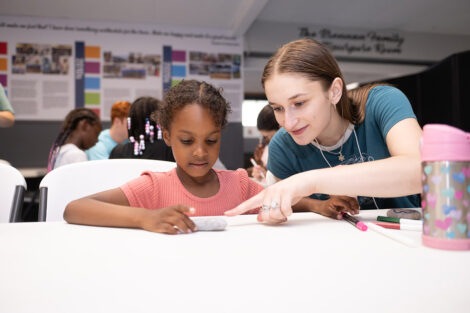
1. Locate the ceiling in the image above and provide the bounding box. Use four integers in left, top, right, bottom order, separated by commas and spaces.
1, 0, 470, 36
1, 0, 469, 88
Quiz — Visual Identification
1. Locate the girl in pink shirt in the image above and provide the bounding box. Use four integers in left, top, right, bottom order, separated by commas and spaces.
64, 80, 263, 234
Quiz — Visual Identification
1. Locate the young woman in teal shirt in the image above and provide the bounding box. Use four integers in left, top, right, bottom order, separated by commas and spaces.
226, 38, 422, 223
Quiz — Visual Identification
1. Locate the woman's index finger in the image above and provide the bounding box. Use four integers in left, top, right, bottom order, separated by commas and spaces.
225, 192, 264, 216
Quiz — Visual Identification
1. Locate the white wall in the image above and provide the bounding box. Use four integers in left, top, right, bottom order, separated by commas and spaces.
243, 20, 470, 94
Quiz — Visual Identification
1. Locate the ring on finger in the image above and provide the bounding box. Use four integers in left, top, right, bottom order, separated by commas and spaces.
261, 204, 270, 212
270, 200, 279, 209
173, 225, 183, 234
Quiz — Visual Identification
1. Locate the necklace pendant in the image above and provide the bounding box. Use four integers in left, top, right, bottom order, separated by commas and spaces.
338, 154, 345, 161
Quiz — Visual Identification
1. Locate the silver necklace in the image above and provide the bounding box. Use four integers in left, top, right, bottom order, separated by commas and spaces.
314, 139, 345, 161
316, 128, 380, 210
314, 123, 347, 161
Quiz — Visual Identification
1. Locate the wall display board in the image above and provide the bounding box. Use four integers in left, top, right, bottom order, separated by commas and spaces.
0, 16, 244, 122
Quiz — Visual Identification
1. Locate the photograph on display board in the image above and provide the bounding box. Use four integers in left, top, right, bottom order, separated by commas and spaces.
11, 43, 72, 75
189, 63, 209, 75
189, 51, 217, 63
189, 51, 216, 76
103, 51, 161, 79
218, 53, 232, 63
209, 53, 232, 79
189, 51, 241, 79
209, 63, 231, 79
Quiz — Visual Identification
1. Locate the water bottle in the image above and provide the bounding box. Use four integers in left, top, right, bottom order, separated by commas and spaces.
421, 124, 470, 250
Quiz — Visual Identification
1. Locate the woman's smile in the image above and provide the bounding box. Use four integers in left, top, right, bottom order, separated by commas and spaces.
291, 125, 308, 136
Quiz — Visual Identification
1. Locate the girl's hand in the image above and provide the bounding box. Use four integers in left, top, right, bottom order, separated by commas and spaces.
139, 205, 197, 234
312, 196, 359, 220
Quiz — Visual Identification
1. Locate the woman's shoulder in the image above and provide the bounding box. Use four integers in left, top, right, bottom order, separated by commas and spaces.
363, 84, 415, 136
367, 85, 408, 103
365, 85, 412, 115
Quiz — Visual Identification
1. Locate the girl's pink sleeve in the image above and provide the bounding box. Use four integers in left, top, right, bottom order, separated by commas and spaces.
120, 171, 158, 209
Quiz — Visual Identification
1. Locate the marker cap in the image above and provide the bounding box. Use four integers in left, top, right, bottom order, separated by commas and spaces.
356, 221, 368, 231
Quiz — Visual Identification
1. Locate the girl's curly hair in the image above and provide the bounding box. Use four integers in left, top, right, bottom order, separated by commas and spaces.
153, 80, 231, 131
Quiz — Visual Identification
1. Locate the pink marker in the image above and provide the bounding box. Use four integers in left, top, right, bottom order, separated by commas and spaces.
341, 212, 367, 231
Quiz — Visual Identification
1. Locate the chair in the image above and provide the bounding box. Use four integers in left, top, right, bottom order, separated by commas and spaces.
38, 159, 177, 222
0, 163, 27, 223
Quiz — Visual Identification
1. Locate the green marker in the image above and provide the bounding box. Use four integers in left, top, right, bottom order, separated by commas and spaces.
377, 216, 422, 226
377, 216, 400, 223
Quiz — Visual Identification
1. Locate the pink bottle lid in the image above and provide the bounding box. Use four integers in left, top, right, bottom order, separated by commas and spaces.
421, 124, 470, 162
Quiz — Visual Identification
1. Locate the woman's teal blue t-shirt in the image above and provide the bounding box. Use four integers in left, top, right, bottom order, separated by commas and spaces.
267, 86, 420, 209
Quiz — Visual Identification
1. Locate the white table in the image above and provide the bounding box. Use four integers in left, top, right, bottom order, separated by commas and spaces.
0, 210, 468, 313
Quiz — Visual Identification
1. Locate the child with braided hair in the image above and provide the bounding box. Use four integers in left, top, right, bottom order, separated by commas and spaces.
109, 97, 174, 162
47, 108, 102, 171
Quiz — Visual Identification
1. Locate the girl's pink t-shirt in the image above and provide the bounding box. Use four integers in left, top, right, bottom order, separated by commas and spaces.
120, 168, 263, 216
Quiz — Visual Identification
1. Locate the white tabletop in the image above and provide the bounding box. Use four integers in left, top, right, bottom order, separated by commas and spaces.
0, 210, 468, 313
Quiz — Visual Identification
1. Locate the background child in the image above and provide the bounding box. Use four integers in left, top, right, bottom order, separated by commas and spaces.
64, 80, 264, 234
86, 100, 131, 160
109, 97, 174, 162
47, 108, 102, 171
250, 104, 280, 182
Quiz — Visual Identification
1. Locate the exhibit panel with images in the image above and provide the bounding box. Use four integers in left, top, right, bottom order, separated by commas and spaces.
0, 16, 244, 122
